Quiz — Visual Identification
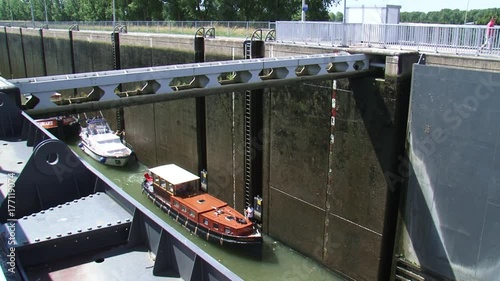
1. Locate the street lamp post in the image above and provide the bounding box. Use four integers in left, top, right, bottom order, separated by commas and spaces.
342, 0, 347, 46
8, 0, 13, 21
464, 0, 470, 24
301, 0, 306, 22
29, 0, 35, 28
113, 0, 116, 29
44, 0, 48, 24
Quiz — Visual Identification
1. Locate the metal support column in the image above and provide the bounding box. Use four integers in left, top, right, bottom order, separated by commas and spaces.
39, 28, 47, 76
3, 26, 13, 79
69, 25, 78, 97
20, 27, 28, 78
195, 28, 207, 175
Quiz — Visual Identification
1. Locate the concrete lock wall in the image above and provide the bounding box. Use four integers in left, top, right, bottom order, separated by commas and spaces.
3, 27, 26, 79
264, 63, 414, 280
0, 28, 420, 280
0, 27, 11, 78
18, 28, 45, 77
42, 29, 74, 75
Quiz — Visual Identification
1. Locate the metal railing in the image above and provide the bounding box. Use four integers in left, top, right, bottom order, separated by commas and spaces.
276, 21, 500, 57
0, 20, 274, 38
1, 20, 499, 57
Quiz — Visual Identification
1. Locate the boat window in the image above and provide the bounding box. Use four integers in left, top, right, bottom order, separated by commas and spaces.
181, 205, 186, 212
213, 222, 219, 230
173, 200, 179, 207
176, 183, 187, 196
160, 178, 167, 189
168, 184, 174, 193
153, 174, 159, 183
189, 210, 195, 218
197, 199, 206, 204
225, 227, 231, 234
203, 218, 209, 225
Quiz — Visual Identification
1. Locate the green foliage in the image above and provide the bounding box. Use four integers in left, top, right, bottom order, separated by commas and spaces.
0, 0, 340, 21
1, 0, 496, 27
401, 8, 500, 25
335, 11, 343, 22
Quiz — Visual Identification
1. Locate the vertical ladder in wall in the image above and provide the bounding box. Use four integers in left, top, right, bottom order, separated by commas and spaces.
243, 36, 265, 212
111, 30, 124, 132
243, 40, 252, 208
244, 42, 252, 61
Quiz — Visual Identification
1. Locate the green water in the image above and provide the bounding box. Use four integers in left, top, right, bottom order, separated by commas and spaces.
67, 142, 344, 281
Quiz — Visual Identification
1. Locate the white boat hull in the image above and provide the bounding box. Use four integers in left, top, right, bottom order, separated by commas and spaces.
79, 116, 132, 167
80, 142, 130, 167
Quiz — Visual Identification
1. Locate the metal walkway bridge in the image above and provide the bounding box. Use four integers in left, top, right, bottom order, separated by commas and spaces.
6, 53, 371, 117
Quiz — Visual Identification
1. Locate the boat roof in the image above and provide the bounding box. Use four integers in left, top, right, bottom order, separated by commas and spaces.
149, 164, 200, 185
180, 193, 226, 214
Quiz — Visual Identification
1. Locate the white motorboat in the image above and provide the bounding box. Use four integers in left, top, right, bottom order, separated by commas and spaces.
78, 117, 132, 167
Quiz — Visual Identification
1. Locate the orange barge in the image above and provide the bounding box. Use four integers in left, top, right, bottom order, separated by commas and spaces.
142, 164, 262, 246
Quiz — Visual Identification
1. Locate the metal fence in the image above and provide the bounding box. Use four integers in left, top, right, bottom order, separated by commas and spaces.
1, 20, 498, 57
276, 21, 500, 57
0, 20, 274, 38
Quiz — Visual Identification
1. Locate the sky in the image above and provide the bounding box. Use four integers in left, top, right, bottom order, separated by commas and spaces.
328, 0, 499, 13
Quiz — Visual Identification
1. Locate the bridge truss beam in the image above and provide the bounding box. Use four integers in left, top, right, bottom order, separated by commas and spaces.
9, 53, 371, 117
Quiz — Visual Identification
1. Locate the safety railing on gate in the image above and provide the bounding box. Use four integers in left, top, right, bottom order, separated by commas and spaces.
0, 20, 274, 39
275, 21, 500, 57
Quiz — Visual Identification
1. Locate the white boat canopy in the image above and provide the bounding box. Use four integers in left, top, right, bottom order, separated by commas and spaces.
149, 164, 200, 185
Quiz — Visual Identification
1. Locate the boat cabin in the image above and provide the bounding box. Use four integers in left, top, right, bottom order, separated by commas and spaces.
145, 164, 254, 236
148, 164, 200, 200
85, 118, 112, 135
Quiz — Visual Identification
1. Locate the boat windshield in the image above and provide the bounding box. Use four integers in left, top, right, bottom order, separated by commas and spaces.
97, 138, 122, 145
85, 118, 112, 135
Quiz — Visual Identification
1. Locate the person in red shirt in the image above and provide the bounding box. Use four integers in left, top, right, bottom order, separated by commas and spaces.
480, 16, 496, 52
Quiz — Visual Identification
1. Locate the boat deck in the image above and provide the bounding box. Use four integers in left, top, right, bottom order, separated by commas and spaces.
201, 205, 251, 230
24, 244, 168, 281
181, 193, 226, 214
11, 192, 132, 247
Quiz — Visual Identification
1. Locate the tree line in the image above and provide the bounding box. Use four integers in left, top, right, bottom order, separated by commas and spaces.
0, 1, 497, 25
0, 0, 336, 22
401, 8, 500, 25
